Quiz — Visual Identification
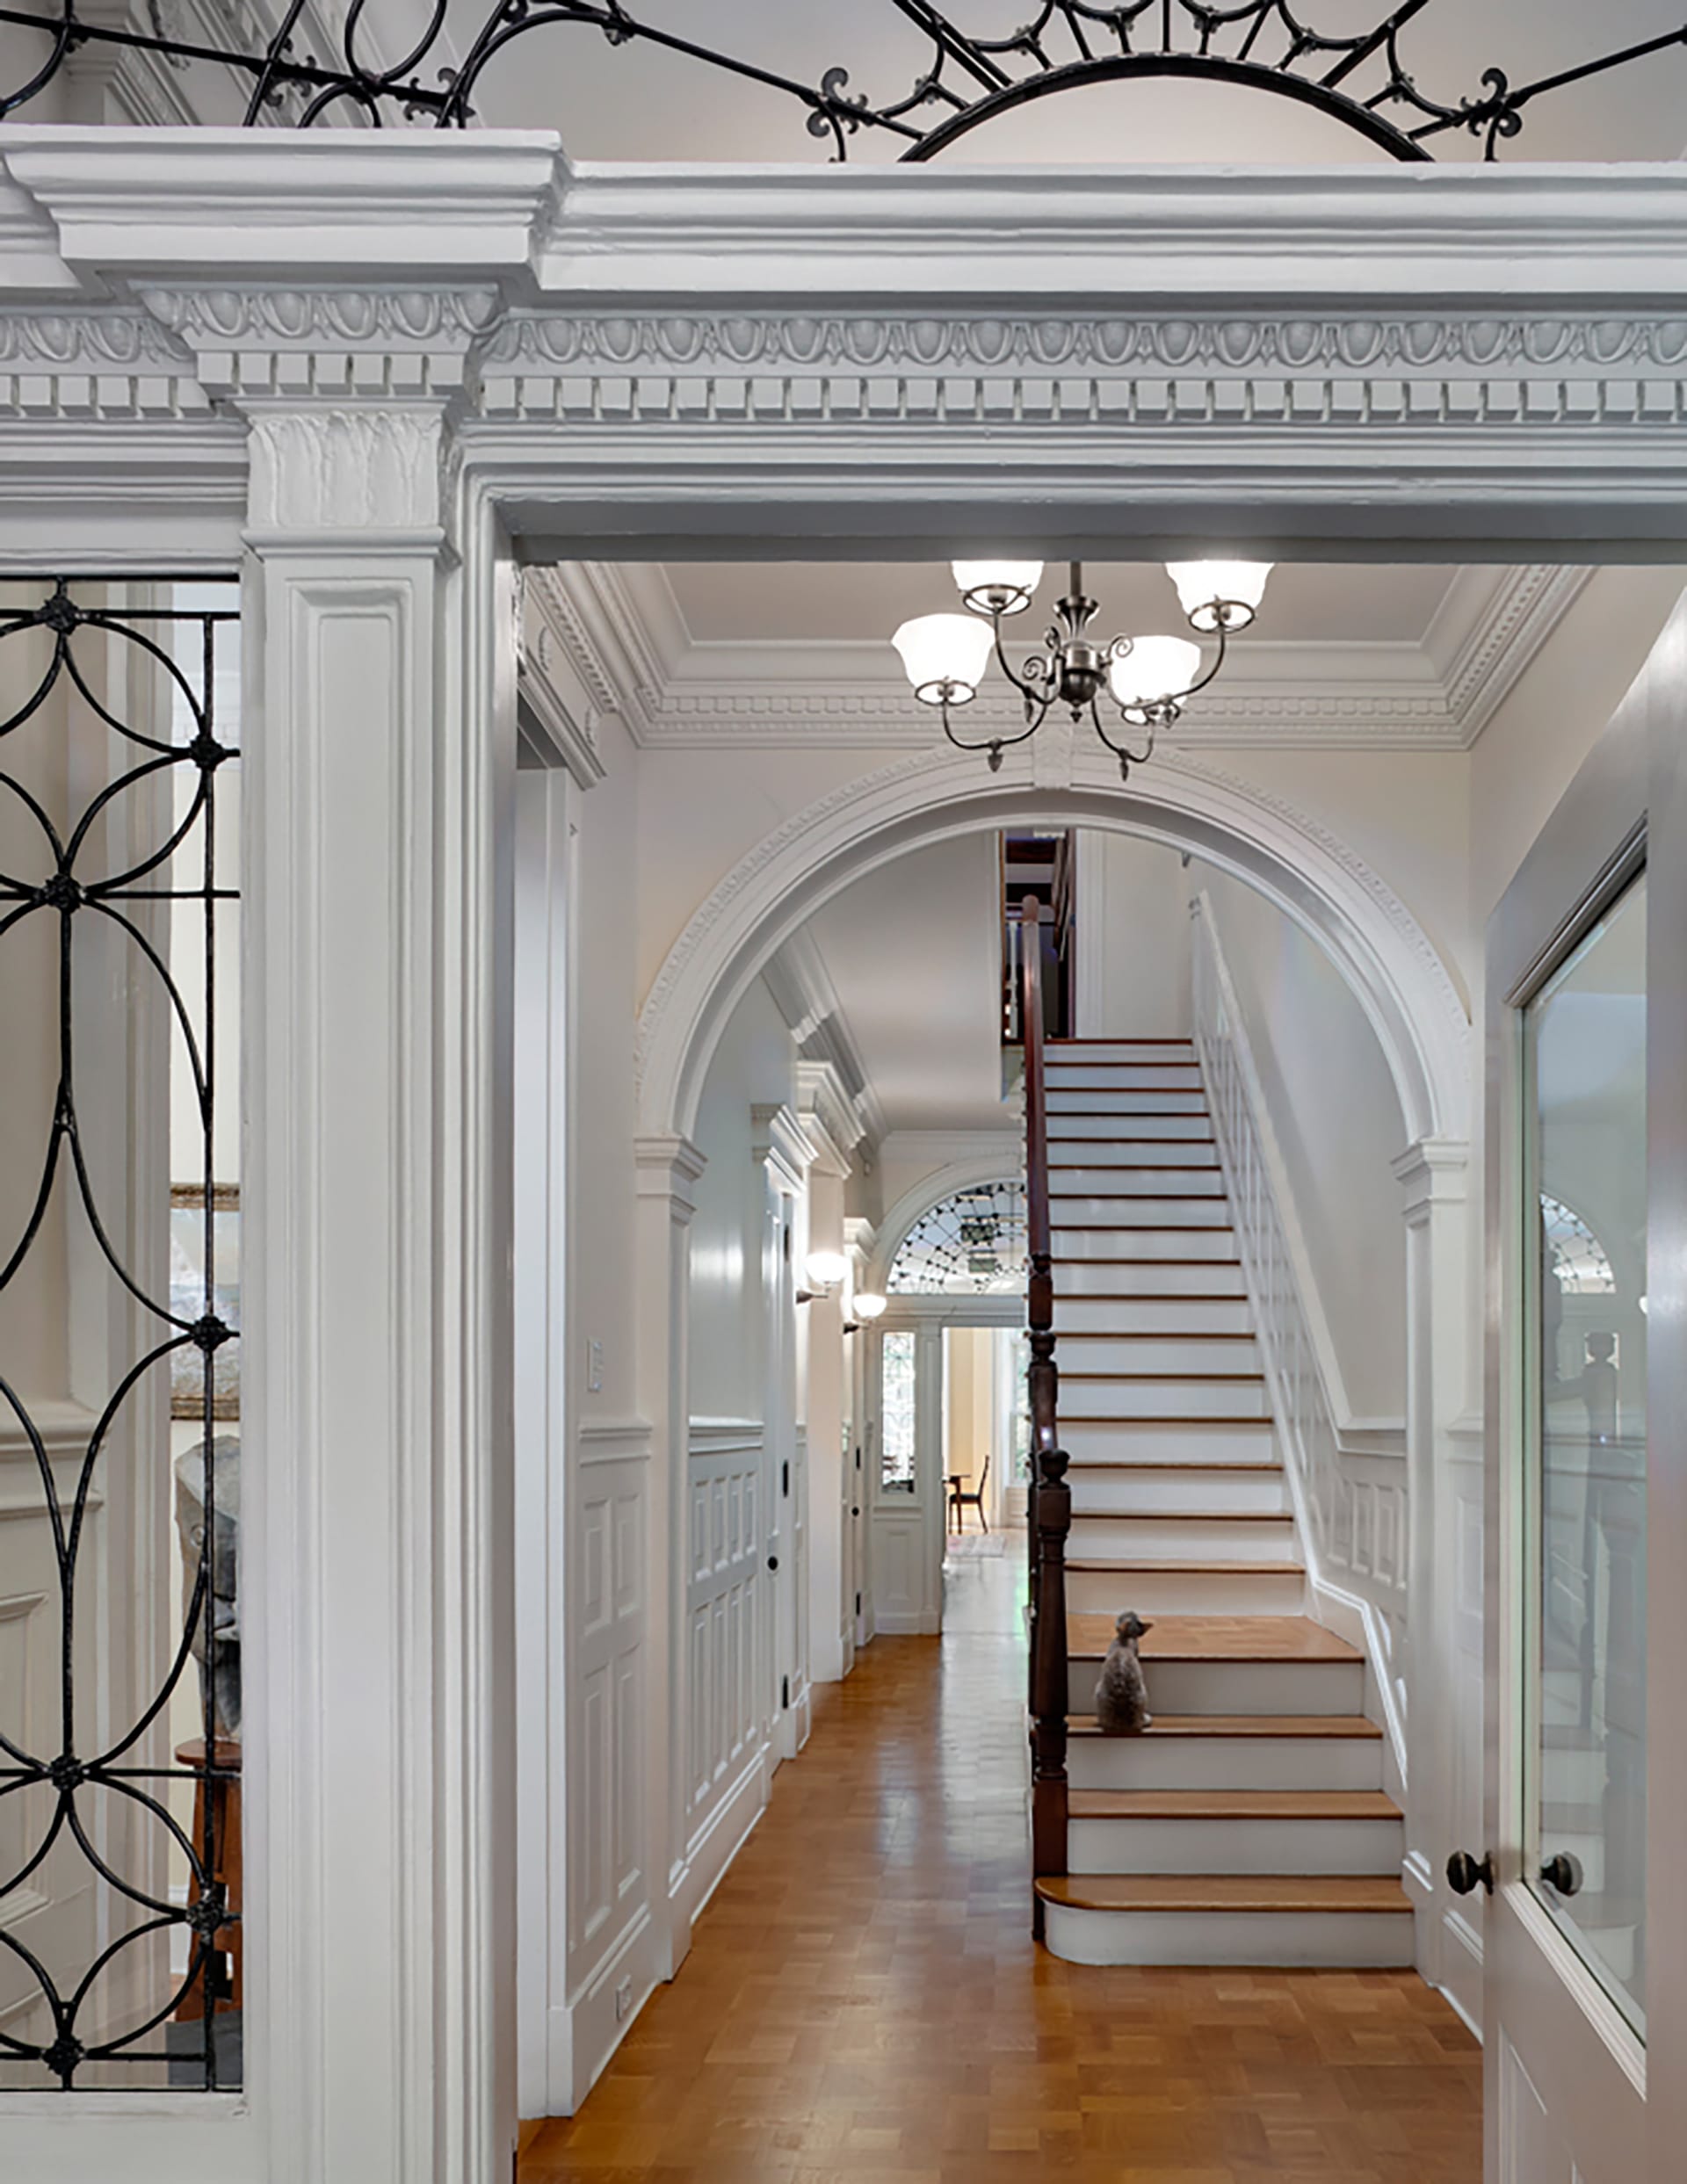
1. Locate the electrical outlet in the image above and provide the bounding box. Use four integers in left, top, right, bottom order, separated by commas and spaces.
587, 1337, 604, 1394
614, 1976, 634, 2023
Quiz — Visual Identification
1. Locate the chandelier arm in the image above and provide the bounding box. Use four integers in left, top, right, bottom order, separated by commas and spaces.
989, 618, 1058, 710
1173, 615, 1229, 704
1087, 698, 1156, 778
937, 697, 1044, 758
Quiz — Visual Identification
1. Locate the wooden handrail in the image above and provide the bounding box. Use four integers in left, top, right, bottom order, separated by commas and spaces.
1019, 894, 1070, 1928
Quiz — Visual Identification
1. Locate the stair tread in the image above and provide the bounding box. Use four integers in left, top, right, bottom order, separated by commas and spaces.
1067, 1556, 1305, 1574
1068, 1614, 1361, 1662
1068, 1789, 1400, 1819
1070, 1508, 1292, 1522
1065, 1459, 1284, 1473
1064, 1370, 1265, 1382
1068, 1712, 1381, 1739
1063, 1415, 1275, 1428
1036, 1874, 1411, 1914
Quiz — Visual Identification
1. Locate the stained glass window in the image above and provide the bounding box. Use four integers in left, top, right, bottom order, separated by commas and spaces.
880, 1331, 916, 1492
887, 1181, 1026, 1295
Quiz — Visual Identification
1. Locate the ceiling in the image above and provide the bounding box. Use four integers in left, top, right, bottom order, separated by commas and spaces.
474, 2, 1687, 165
800, 835, 1012, 1138
664, 560, 1457, 647
528, 555, 1595, 752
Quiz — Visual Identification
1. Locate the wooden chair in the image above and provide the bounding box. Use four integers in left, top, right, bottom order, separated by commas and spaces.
951, 1452, 990, 1533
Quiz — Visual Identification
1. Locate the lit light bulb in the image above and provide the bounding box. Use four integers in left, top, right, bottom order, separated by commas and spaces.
1166, 560, 1273, 633
804, 1250, 849, 1291
851, 1291, 888, 1320
891, 613, 995, 705
1109, 633, 1202, 712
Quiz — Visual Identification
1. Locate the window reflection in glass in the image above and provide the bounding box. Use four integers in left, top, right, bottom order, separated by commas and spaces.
880, 1330, 917, 1493
1524, 869, 1647, 2038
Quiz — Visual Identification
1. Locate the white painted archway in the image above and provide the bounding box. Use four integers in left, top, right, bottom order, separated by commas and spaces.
637, 741, 1471, 1150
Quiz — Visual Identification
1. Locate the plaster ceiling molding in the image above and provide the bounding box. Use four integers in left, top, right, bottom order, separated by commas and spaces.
474, 306, 1687, 443
518, 566, 606, 786
795, 1058, 865, 1179
0, 306, 210, 422
634, 741, 1469, 1154
762, 925, 887, 1152
1424, 562, 1596, 743
555, 560, 1589, 754
139, 284, 504, 404
749, 1101, 814, 1195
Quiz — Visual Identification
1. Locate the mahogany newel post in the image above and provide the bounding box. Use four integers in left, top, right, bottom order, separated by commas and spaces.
1020, 895, 1070, 1926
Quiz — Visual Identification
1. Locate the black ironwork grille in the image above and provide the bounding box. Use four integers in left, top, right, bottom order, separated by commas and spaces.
0, 579, 242, 2093
890, 1180, 1028, 1294
0, 1, 1683, 158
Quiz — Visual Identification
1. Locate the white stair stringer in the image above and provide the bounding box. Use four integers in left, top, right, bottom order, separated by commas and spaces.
1033, 1040, 1409, 1968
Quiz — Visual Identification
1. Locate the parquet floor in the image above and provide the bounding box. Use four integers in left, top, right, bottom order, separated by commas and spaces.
520, 1547, 1481, 2184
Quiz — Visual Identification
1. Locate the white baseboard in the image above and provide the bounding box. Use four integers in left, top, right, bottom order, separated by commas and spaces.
672, 1746, 771, 1942
872, 1609, 940, 1635
544, 1904, 661, 2118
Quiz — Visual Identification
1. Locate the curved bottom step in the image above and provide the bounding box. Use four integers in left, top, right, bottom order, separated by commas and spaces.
1038, 1873, 1415, 1968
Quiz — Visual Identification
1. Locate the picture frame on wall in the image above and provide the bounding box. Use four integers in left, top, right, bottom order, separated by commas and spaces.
170, 1182, 240, 1421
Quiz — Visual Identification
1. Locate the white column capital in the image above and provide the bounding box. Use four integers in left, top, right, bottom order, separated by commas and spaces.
750, 1102, 813, 1194
1392, 1135, 1470, 1219
634, 1132, 707, 1221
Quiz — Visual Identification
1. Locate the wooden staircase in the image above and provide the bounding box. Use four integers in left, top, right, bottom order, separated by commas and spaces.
1031, 1038, 1412, 1967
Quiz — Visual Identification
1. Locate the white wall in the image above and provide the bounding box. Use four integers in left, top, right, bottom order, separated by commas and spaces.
687, 975, 795, 1421
1076, 831, 1191, 1037
1191, 864, 1408, 1425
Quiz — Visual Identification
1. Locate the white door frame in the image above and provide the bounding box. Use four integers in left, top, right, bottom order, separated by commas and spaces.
1481, 600, 1683, 2182
4, 128, 1687, 2180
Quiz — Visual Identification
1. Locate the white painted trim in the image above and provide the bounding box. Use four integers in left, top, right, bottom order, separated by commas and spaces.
638, 748, 1470, 1161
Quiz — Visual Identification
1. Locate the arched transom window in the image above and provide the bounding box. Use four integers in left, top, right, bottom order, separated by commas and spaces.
888, 1180, 1027, 1295
1540, 1191, 1617, 1296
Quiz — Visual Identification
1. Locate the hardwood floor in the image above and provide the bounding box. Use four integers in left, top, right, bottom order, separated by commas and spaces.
520, 1550, 1481, 2184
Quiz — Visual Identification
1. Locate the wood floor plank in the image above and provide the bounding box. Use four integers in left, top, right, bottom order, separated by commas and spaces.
1068, 1614, 1362, 1661
521, 1553, 1476, 2183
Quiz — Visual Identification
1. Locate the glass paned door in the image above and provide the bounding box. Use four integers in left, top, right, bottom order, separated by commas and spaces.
1523, 869, 1647, 2038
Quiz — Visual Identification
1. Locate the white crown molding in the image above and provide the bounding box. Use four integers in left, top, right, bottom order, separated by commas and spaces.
762, 926, 886, 1153
531, 559, 1586, 753
520, 568, 607, 787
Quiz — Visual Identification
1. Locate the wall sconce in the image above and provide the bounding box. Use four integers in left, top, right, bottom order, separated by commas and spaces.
795, 1249, 849, 1304
844, 1292, 887, 1336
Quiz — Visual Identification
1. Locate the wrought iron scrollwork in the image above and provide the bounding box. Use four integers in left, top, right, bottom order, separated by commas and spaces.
0, 0, 1683, 157
0, 579, 241, 2092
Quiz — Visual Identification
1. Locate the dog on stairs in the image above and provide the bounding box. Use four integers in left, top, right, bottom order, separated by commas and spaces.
1094, 1609, 1154, 1733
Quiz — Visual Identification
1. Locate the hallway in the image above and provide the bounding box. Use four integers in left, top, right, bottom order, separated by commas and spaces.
520, 1547, 1481, 2183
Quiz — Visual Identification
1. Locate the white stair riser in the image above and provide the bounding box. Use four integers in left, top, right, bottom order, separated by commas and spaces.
1052, 1141, 1220, 1168
1053, 1168, 1226, 1195
1046, 1066, 1204, 1091
1059, 1335, 1260, 1375
1060, 1421, 1274, 1463
1068, 1564, 1306, 1615
1068, 1656, 1365, 1716
1054, 1297, 1254, 1333
1068, 1466, 1290, 1515
1061, 1266, 1241, 1292
1068, 1814, 1404, 1877
1048, 1090, 1206, 1114
1048, 1117, 1206, 1153
1063, 1380, 1270, 1421
1053, 1197, 1231, 1226
1043, 1902, 1413, 1969
1068, 1514, 1298, 1560
1068, 1732, 1382, 1793
1055, 1230, 1236, 1261
1048, 1043, 1195, 1064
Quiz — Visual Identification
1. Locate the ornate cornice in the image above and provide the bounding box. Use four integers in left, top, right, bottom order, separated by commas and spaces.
142, 284, 503, 401
476, 308, 1687, 427
0, 306, 207, 419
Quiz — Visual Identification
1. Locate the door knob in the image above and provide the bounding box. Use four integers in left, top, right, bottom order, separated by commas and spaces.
767, 1554, 779, 1572
1540, 1853, 1583, 1898
1446, 1849, 1495, 1897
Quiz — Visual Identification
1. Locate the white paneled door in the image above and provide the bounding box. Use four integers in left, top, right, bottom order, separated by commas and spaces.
1481, 600, 1687, 2184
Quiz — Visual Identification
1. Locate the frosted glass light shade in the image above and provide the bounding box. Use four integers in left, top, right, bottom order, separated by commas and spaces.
952, 560, 1044, 614
892, 612, 994, 703
851, 1291, 888, 1321
1166, 560, 1273, 633
804, 1249, 849, 1290
1109, 633, 1202, 711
